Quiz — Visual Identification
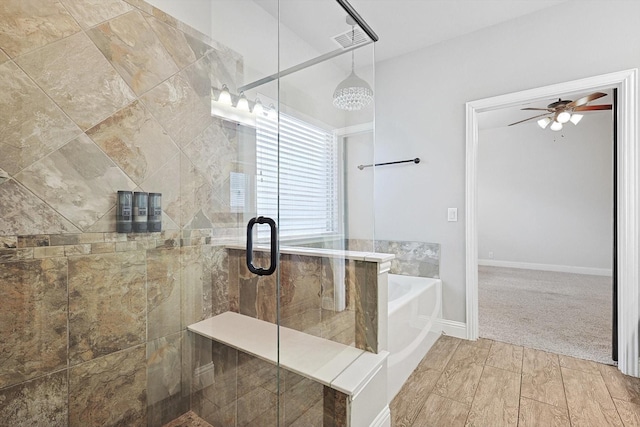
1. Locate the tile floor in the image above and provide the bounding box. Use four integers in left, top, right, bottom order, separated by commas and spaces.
391, 335, 640, 427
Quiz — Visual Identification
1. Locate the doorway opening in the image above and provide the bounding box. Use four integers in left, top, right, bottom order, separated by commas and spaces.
465, 69, 639, 377
475, 89, 615, 364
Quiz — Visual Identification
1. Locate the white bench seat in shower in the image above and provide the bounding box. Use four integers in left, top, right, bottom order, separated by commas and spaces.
188, 311, 388, 397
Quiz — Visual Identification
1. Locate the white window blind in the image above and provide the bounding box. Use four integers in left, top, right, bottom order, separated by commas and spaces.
229, 171, 247, 213
256, 112, 338, 239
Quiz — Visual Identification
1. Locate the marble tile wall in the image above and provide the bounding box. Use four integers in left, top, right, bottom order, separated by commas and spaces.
0, 0, 244, 425
0, 0, 243, 237
349, 239, 441, 279
0, 229, 226, 426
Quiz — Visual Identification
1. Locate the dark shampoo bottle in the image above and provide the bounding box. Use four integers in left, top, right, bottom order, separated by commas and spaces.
133, 192, 148, 233
116, 191, 133, 233
147, 193, 162, 232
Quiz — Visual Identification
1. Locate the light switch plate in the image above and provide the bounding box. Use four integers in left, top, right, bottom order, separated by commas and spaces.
448, 208, 457, 222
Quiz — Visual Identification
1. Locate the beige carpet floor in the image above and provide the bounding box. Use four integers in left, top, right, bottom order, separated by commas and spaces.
478, 266, 613, 364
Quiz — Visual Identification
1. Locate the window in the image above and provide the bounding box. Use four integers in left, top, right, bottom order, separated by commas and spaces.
256, 112, 339, 239
229, 171, 247, 213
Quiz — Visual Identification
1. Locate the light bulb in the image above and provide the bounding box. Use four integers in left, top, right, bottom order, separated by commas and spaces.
550, 121, 563, 131
253, 98, 263, 115
267, 104, 277, 120
218, 84, 232, 105
569, 114, 583, 125
236, 91, 250, 112
557, 111, 571, 124
537, 117, 551, 129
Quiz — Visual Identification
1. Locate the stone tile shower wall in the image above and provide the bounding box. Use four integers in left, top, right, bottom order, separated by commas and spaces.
0, 1, 243, 426
188, 336, 346, 427
228, 250, 381, 353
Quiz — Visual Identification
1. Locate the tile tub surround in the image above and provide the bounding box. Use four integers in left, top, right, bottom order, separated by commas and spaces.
348, 239, 441, 279
0, 0, 250, 424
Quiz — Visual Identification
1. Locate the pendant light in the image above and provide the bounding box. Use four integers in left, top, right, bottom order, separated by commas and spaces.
333, 21, 373, 111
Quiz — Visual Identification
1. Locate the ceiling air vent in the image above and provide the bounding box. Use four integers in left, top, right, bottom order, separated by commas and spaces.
331, 27, 369, 49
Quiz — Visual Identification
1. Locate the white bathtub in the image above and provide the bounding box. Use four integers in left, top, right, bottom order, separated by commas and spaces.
386, 273, 442, 401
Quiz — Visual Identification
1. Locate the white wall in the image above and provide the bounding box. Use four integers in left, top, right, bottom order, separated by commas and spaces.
477, 113, 613, 271
345, 131, 375, 240
374, 0, 640, 322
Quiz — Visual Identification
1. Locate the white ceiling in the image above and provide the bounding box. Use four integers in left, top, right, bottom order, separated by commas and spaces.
267, 0, 568, 63
249, 0, 568, 64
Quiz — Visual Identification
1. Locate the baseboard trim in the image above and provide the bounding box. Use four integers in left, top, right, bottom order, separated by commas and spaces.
370, 405, 390, 427
435, 319, 467, 339
478, 259, 612, 277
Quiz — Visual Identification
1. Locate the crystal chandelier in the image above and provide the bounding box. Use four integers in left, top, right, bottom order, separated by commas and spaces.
333, 26, 373, 111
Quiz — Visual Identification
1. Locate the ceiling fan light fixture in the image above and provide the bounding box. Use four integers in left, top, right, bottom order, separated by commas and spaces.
550, 121, 563, 131
556, 111, 571, 124
537, 117, 552, 129
569, 113, 583, 125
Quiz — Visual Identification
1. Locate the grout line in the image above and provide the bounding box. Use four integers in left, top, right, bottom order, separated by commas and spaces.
598, 367, 627, 426
466, 340, 493, 424
517, 345, 526, 426
66, 256, 70, 426
558, 359, 573, 426
517, 359, 523, 425
521, 395, 569, 412
464, 363, 485, 425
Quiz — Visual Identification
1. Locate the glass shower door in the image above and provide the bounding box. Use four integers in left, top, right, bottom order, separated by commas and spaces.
207, 0, 376, 424
271, 1, 377, 424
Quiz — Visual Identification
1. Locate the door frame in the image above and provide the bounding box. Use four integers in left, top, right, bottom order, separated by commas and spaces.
465, 69, 639, 376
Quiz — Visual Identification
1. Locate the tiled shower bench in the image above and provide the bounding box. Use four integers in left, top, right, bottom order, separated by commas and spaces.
188, 312, 390, 426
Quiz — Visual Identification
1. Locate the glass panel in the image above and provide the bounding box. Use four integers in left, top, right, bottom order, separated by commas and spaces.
139, 0, 376, 425
205, 2, 281, 426
276, 1, 376, 425
0, 0, 375, 424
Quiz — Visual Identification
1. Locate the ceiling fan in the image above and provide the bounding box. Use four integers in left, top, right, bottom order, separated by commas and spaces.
508, 92, 612, 131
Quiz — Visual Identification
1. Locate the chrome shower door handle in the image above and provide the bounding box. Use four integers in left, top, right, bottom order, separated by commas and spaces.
246, 216, 278, 276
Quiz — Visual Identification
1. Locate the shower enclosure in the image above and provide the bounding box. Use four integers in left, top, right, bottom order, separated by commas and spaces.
0, 0, 381, 425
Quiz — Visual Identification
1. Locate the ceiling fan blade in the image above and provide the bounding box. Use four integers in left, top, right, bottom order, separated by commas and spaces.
521, 107, 553, 111
573, 104, 612, 111
508, 113, 551, 126
567, 92, 607, 108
